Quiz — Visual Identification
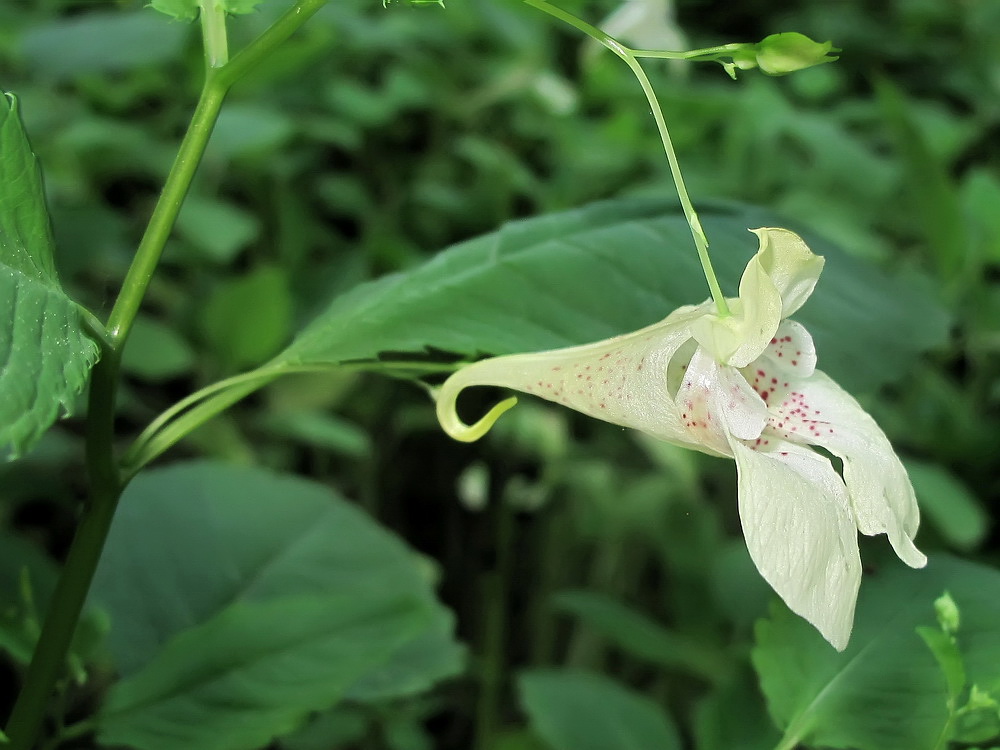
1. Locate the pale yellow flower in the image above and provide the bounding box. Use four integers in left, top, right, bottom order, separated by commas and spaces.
435, 227, 926, 650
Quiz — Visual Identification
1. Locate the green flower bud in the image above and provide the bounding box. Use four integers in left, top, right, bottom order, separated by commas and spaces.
754, 32, 839, 75
934, 591, 960, 635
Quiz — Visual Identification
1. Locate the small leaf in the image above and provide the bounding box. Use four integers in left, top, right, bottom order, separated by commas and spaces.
201, 265, 293, 369
175, 195, 261, 263
149, 0, 199, 21
519, 669, 682, 750
0, 92, 98, 457
551, 590, 727, 681
19, 12, 189, 79
905, 458, 989, 551
121, 315, 196, 381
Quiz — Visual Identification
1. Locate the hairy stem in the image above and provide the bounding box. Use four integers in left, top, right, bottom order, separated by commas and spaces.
520, 0, 730, 317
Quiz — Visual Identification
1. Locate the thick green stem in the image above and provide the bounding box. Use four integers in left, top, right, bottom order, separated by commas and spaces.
521, 0, 730, 317
3, 482, 119, 750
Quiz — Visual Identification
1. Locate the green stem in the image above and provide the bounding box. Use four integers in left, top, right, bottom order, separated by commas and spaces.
105, 78, 228, 345
630, 42, 745, 60
4, 2, 331, 745
3, 483, 119, 750
213, 0, 329, 90
200, 0, 230, 68
520, 0, 730, 317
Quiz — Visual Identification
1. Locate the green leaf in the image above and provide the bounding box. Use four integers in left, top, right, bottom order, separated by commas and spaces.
752, 555, 1000, 750
0, 92, 99, 457
275, 198, 948, 394
917, 625, 965, 704
175, 195, 261, 264
201, 265, 293, 369
99, 595, 426, 750
19, 11, 189, 79
279, 706, 371, 750
905, 458, 989, 551
121, 315, 196, 382
551, 590, 727, 682
149, 0, 199, 21
518, 669, 682, 750
693, 667, 781, 750
876, 77, 969, 282
0, 531, 107, 676
91, 461, 463, 750
0, 533, 60, 664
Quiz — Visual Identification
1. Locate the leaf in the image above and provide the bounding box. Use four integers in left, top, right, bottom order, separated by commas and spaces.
0, 92, 99, 457
121, 315, 196, 382
18, 11, 190, 79
752, 555, 1000, 750
876, 77, 969, 282
518, 669, 682, 750
201, 265, 293, 369
551, 590, 727, 681
0, 531, 107, 675
175, 195, 261, 264
274, 198, 948, 394
91, 462, 463, 750
0, 533, 60, 664
693, 667, 781, 750
98, 594, 427, 750
905, 458, 989, 551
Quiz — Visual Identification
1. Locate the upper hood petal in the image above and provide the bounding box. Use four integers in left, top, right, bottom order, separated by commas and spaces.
691, 228, 822, 368
751, 227, 825, 317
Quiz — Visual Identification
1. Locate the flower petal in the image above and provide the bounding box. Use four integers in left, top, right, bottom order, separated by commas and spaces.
750, 227, 825, 317
780, 371, 927, 569
435, 307, 705, 448
677, 347, 768, 455
729, 439, 862, 650
691, 251, 782, 368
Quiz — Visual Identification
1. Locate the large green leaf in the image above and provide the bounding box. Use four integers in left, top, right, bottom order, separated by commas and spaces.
275, 198, 948, 393
91, 461, 463, 750
518, 669, 682, 750
752, 555, 1000, 750
0, 92, 98, 457
98, 594, 425, 750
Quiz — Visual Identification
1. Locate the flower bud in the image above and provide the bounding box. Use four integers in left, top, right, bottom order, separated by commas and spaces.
754, 32, 839, 75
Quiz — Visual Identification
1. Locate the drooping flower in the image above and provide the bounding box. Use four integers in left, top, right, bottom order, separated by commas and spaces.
435, 227, 926, 650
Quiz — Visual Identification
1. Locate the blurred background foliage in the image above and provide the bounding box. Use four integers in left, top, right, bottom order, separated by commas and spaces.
1, 0, 999, 748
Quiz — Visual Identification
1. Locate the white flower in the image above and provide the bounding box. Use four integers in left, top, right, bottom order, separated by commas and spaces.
435, 227, 926, 650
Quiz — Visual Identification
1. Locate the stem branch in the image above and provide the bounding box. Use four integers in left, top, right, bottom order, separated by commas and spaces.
521, 0, 730, 316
